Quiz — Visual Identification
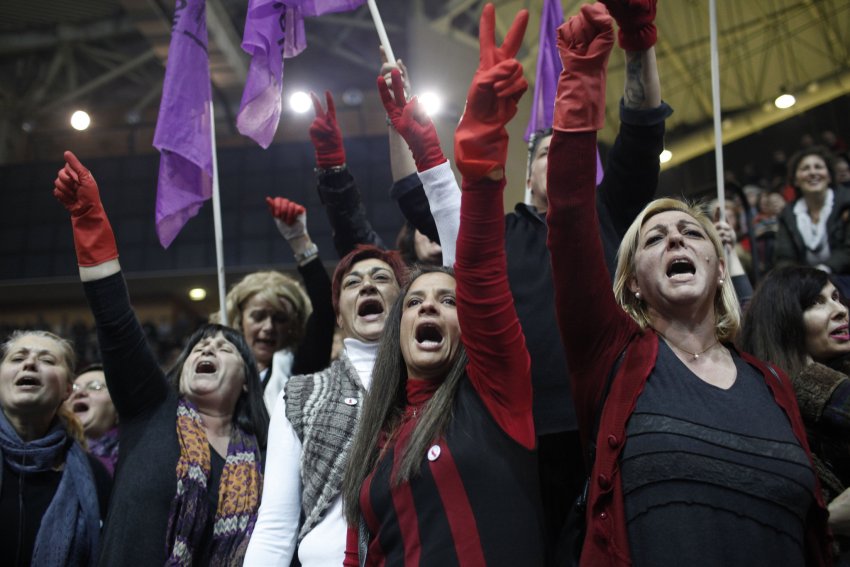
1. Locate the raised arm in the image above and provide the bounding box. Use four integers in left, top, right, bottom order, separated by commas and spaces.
379, 68, 460, 267
546, 5, 634, 422
379, 56, 443, 246
453, 4, 534, 449
596, 0, 671, 276
309, 91, 384, 256
53, 151, 167, 419
264, 197, 334, 381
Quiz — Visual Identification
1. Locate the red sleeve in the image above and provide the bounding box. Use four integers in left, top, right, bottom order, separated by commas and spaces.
454, 176, 534, 450
343, 525, 359, 567
545, 131, 637, 439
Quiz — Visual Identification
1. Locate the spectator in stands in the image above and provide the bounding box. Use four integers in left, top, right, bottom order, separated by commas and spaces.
775, 146, 850, 279
65, 363, 119, 476
835, 153, 850, 191
1, 330, 110, 565
54, 150, 268, 565
741, 266, 850, 561
218, 196, 334, 411
752, 190, 787, 277
545, 4, 830, 565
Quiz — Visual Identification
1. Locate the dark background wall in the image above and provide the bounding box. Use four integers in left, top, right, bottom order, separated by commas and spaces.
0, 135, 403, 281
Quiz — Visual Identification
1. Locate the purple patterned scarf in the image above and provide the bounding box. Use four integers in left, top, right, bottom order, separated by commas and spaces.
164, 398, 262, 566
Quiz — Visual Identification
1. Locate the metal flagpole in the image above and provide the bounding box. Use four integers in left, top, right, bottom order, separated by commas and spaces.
709, 0, 725, 223
367, 0, 396, 64
209, 99, 228, 326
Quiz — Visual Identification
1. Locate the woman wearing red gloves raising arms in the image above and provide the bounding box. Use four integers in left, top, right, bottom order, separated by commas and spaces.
341, 4, 545, 566
53, 151, 269, 565
546, 2, 830, 566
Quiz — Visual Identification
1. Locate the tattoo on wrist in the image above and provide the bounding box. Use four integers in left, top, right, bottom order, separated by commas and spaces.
624, 54, 646, 109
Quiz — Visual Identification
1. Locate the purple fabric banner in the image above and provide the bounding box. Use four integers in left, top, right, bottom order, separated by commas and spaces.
237, 0, 306, 148
524, 0, 562, 143
153, 0, 213, 249
237, 0, 366, 148
526, 0, 604, 184
292, 0, 366, 16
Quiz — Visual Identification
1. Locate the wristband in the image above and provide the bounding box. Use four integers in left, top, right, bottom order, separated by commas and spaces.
294, 242, 319, 266
315, 164, 347, 176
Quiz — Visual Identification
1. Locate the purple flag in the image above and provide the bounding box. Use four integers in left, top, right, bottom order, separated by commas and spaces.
292, 0, 366, 16
526, 0, 604, 184
237, 0, 366, 148
153, 0, 213, 249
525, 0, 562, 143
237, 0, 306, 148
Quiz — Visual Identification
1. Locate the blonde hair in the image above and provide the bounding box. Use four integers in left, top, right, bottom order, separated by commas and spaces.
612, 198, 741, 342
213, 271, 312, 349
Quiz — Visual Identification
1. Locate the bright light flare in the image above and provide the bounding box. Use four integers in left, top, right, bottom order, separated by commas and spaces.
774, 93, 796, 109
70, 110, 91, 131
659, 149, 673, 164
418, 91, 443, 116
188, 288, 207, 301
289, 91, 312, 114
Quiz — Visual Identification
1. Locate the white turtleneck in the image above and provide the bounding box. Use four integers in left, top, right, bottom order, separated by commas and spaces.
244, 339, 379, 567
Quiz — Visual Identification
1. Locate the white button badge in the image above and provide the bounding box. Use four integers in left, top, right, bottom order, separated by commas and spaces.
427, 445, 441, 461
344, 397, 357, 406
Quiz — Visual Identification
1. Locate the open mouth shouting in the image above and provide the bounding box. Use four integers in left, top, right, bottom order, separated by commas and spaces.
415, 321, 445, 350
357, 298, 385, 322
666, 257, 696, 281
195, 359, 218, 375
14, 374, 43, 390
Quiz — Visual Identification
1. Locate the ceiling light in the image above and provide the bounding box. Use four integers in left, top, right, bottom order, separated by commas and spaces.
188, 288, 207, 301
659, 149, 672, 164
70, 110, 91, 131
418, 91, 443, 116
774, 93, 796, 110
289, 91, 312, 114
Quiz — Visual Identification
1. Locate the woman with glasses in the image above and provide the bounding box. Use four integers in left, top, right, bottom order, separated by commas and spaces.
65, 363, 119, 476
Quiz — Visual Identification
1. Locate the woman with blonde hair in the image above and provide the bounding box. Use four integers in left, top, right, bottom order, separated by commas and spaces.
546, 3, 829, 565
218, 196, 335, 411
1, 330, 111, 566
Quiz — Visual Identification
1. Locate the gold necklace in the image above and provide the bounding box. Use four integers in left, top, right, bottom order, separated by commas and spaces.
659, 333, 719, 360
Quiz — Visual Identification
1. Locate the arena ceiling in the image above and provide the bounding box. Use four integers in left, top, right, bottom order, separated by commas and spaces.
1, 0, 848, 170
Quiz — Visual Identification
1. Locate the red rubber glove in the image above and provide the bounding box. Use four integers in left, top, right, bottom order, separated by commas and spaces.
454, 4, 529, 182
378, 69, 446, 172
553, 3, 614, 133
265, 196, 307, 241
53, 151, 118, 267
309, 91, 346, 168
599, 0, 656, 51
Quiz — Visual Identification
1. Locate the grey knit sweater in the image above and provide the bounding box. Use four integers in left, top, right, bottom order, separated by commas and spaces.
285, 352, 366, 540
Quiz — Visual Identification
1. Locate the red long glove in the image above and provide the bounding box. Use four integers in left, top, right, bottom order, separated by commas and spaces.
265, 196, 307, 241
553, 4, 614, 133
53, 151, 118, 267
599, 0, 656, 51
309, 91, 346, 168
378, 69, 446, 172
454, 4, 529, 181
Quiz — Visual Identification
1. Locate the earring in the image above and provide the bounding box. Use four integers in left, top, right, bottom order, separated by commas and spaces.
635, 291, 642, 300
719, 278, 724, 285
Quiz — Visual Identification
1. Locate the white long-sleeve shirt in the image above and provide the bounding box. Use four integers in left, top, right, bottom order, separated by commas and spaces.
244, 338, 377, 567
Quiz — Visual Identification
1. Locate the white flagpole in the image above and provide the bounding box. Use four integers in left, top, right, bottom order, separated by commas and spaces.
709, 0, 725, 223
367, 0, 396, 64
209, 100, 228, 326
